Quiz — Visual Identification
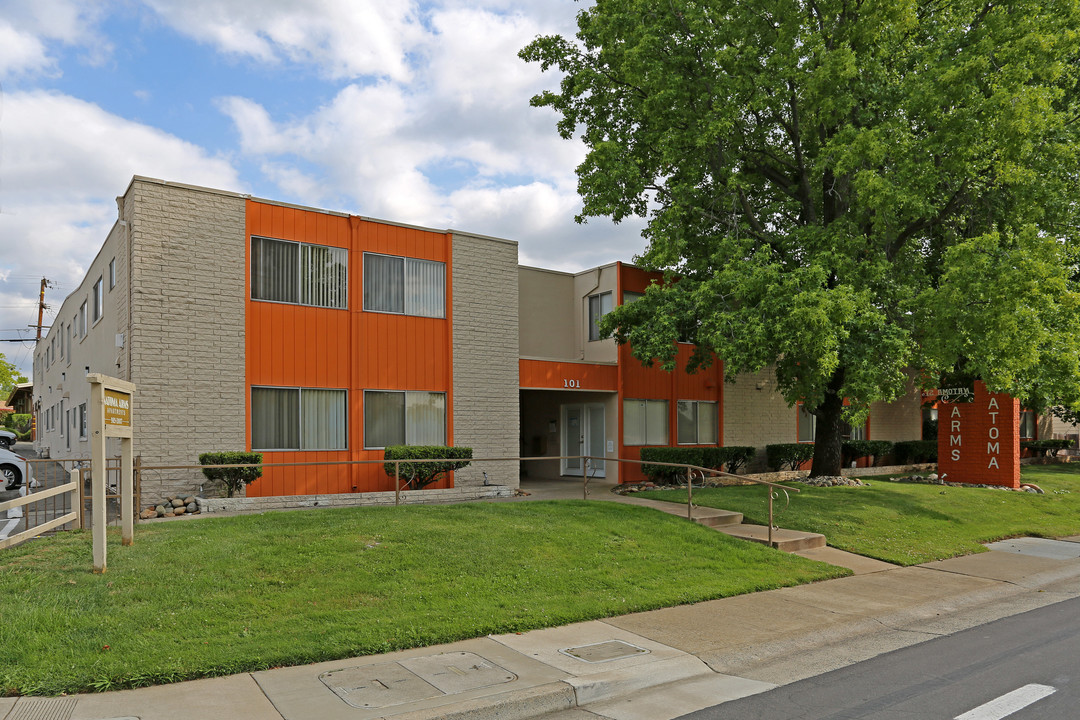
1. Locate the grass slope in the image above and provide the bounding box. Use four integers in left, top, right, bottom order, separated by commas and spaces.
640, 464, 1080, 565
0, 500, 846, 696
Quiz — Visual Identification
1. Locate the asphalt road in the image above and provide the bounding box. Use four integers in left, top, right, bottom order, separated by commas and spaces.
679, 595, 1080, 720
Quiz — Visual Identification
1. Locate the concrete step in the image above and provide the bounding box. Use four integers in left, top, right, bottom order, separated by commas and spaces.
717, 523, 827, 552
691, 509, 744, 528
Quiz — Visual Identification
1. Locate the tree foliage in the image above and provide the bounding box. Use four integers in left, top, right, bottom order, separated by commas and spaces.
0, 353, 28, 398
522, 0, 1080, 475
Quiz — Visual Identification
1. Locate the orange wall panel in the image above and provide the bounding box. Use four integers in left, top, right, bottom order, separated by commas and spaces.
518, 359, 619, 392
245, 199, 455, 496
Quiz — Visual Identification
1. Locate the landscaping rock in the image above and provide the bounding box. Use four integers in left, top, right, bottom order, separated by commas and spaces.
186, 502, 197, 513
173, 506, 186, 515
183, 496, 196, 505
793, 476, 866, 487
155, 505, 166, 515
171, 498, 185, 508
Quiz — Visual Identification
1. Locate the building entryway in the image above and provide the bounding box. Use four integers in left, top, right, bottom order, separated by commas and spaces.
560, 403, 606, 478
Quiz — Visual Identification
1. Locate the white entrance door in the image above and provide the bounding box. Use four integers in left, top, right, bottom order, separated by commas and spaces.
561, 403, 606, 477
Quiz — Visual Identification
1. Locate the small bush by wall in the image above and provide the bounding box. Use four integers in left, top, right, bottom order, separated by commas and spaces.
383, 446, 472, 490
198, 451, 263, 498
842, 440, 894, 466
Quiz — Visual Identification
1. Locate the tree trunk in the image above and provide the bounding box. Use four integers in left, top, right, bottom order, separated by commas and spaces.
810, 373, 845, 477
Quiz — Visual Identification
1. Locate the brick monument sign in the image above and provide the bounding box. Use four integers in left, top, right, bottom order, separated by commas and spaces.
935, 381, 1020, 489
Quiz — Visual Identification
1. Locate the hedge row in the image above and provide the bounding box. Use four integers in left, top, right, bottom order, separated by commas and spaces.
1021, 439, 1073, 457
638, 446, 756, 484
765, 443, 816, 471
893, 440, 938, 464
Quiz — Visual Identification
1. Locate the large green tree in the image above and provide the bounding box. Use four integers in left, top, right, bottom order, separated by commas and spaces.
0, 352, 28, 398
522, 0, 1080, 476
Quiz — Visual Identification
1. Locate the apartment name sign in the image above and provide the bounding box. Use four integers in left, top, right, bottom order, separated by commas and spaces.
104, 389, 131, 428
936, 381, 1020, 489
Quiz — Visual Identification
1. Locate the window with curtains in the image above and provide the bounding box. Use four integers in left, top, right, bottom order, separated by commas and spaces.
251, 387, 347, 450
363, 253, 446, 318
623, 399, 669, 446
251, 236, 348, 309
677, 401, 719, 445
363, 390, 446, 448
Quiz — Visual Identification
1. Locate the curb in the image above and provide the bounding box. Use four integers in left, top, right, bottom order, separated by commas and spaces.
381, 653, 716, 720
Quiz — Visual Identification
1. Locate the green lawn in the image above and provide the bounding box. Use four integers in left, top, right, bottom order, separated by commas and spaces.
639, 464, 1080, 566
0, 500, 846, 696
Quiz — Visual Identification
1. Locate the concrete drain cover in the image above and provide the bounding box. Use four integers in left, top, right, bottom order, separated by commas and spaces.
561, 640, 650, 663
320, 652, 517, 709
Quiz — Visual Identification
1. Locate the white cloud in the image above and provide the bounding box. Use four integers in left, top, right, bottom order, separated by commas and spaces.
141, 0, 425, 81
0, 90, 243, 376
0, 0, 113, 75
214, 2, 646, 272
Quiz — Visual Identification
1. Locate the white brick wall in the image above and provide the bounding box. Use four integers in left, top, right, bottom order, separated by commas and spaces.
127, 179, 247, 499
451, 233, 520, 488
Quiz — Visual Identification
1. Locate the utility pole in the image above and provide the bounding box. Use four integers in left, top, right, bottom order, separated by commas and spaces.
36, 277, 52, 340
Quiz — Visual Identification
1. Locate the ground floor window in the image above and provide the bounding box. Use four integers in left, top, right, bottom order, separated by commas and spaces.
797, 404, 815, 443
251, 387, 347, 450
677, 400, 718, 444
1020, 410, 1036, 440
364, 390, 446, 448
623, 399, 668, 445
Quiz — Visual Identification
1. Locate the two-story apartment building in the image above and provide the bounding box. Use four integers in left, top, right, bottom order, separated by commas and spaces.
33, 176, 1067, 500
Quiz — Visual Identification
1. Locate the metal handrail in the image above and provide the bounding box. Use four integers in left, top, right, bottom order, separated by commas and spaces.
12, 454, 799, 544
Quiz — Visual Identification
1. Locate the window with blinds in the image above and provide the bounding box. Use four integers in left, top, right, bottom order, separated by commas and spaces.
251, 236, 347, 309
363, 253, 446, 318
623, 399, 669, 446
251, 386, 347, 450
364, 390, 447, 448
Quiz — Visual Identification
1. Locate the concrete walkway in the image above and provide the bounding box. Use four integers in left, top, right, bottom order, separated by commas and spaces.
5, 481, 1080, 720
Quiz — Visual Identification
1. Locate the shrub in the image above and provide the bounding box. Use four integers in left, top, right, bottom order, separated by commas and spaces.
765, 443, 815, 471
639, 447, 703, 484
198, 452, 263, 498
1021, 439, 1073, 457
893, 440, 938, 464
383, 446, 472, 490
703, 446, 756, 474
6, 413, 31, 433
842, 440, 894, 466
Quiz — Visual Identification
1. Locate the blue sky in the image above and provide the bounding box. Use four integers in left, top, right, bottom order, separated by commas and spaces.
0, 0, 647, 378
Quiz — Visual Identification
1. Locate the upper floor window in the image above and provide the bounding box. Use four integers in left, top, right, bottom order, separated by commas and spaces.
363, 253, 446, 318
251, 236, 348, 309
622, 291, 644, 305
92, 277, 103, 324
588, 291, 613, 341
109, 258, 116, 289
677, 400, 719, 445
78, 302, 87, 339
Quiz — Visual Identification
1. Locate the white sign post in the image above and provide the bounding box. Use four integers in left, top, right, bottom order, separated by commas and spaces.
88, 374, 135, 573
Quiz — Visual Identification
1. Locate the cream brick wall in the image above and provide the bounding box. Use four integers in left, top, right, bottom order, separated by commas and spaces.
868, 374, 923, 444
451, 232, 520, 488
722, 368, 798, 471
126, 178, 247, 499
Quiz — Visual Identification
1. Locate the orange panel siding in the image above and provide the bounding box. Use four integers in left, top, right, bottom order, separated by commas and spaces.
519, 359, 619, 392
616, 264, 724, 484
245, 200, 455, 496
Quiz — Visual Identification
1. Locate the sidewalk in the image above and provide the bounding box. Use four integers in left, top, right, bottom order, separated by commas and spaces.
4, 484, 1080, 720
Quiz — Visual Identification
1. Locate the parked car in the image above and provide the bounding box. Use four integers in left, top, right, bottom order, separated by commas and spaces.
0, 429, 14, 450
1, 447, 32, 491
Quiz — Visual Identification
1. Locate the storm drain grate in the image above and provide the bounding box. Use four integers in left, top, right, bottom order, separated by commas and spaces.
7, 698, 77, 720
320, 651, 517, 709
560, 640, 650, 663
